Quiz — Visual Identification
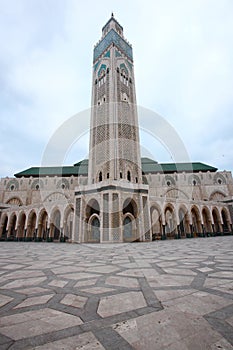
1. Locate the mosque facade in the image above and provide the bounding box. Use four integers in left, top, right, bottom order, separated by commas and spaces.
0, 15, 232, 242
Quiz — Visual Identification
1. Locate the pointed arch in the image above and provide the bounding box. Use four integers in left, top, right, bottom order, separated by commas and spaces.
164, 188, 189, 200
38, 208, 49, 240
122, 199, 138, 241
191, 206, 202, 237
86, 199, 100, 218
63, 205, 74, 240
6, 197, 23, 206
162, 175, 176, 187
123, 214, 136, 242
44, 192, 69, 203
209, 191, 226, 201
221, 207, 231, 233
17, 211, 26, 240
6, 179, 19, 191
178, 205, 190, 237
8, 213, 17, 240
87, 214, 100, 243
212, 207, 222, 234
164, 203, 176, 238
26, 210, 37, 240
56, 178, 69, 190
213, 173, 226, 185
0, 214, 8, 240
85, 199, 101, 243
123, 198, 137, 217
50, 208, 61, 240
202, 207, 212, 234
31, 179, 44, 190
150, 204, 162, 240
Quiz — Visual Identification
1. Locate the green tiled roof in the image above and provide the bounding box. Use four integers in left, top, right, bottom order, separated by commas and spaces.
14, 160, 89, 178
14, 158, 217, 178
141, 158, 217, 174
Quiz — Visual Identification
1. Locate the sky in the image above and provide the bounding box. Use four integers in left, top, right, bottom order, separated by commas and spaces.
0, 0, 233, 177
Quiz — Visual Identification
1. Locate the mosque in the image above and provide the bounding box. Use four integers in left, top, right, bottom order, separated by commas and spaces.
0, 15, 232, 243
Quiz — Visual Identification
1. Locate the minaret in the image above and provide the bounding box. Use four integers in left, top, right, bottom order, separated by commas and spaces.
88, 13, 142, 185
74, 15, 151, 243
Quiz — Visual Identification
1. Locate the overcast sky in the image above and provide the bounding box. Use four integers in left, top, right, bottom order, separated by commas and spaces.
1, 0, 233, 177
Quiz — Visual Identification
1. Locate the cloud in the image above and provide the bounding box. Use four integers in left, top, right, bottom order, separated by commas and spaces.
0, 0, 233, 177
134, 0, 233, 170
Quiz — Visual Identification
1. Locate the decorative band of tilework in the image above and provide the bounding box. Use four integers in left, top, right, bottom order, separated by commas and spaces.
94, 29, 133, 62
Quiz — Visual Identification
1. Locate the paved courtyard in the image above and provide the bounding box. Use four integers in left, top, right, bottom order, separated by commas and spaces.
0, 237, 233, 350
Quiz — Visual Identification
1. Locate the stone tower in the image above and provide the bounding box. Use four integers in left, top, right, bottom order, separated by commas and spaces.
73, 15, 151, 243
88, 13, 142, 185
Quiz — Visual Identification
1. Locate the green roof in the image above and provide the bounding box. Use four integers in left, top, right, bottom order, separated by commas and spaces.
14, 158, 217, 178
141, 158, 217, 174
15, 160, 89, 178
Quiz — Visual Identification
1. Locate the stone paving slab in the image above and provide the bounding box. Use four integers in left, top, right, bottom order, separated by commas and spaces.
0, 236, 232, 349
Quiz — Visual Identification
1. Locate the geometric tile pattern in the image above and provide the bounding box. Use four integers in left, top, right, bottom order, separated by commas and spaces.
0, 236, 232, 349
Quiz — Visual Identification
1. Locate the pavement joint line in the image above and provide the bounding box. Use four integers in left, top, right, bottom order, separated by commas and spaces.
93, 326, 134, 350
0, 237, 233, 349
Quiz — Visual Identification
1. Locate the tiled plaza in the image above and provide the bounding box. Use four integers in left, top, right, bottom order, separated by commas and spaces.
0, 237, 233, 349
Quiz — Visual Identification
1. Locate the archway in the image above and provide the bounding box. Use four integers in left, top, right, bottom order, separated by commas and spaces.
164, 206, 176, 238
212, 208, 221, 234
26, 211, 37, 240
202, 207, 212, 234
17, 212, 26, 240
52, 210, 61, 240
123, 198, 137, 217
64, 206, 74, 240
122, 198, 137, 241
86, 199, 100, 218
85, 199, 100, 242
123, 216, 132, 241
179, 207, 190, 237
221, 208, 231, 233
8, 214, 17, 240
191, 207, 202, 237
38, 210, 48, 240
0, 215, 8, 240
88, 215, 100, 243
150, 206, 162, 240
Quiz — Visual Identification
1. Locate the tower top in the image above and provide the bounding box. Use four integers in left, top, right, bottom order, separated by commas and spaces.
94, 15, 132, 63
102, 14, 123, 38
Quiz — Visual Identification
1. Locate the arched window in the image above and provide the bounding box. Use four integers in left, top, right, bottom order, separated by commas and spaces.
99, 172, 102, 182
127, 171, 131, 181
